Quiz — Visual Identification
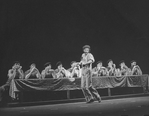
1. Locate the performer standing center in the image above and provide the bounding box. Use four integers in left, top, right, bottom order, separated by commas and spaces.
80, 45, 101, 103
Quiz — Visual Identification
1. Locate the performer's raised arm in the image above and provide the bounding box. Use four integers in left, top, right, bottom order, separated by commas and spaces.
130, 61, 142, 75
25, 63, 41, 79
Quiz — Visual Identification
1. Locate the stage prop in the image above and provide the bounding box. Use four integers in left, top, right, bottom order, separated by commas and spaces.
9, 74, 149, 101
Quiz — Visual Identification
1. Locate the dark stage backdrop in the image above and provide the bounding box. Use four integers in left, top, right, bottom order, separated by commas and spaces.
0, 0, 149, 85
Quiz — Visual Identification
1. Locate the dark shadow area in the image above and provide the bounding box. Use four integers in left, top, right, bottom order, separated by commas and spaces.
70, 90, 84, 99
111, 87, 143, 96
97, 88, 109, 96
22, 91, 67, 102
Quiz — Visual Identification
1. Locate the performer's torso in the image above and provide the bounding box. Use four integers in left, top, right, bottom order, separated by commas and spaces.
131, 65, 140, 75
29, 68, 39, 79
44, 69, 54, 78
81, 53, 94, 69
15, 70, 21, 79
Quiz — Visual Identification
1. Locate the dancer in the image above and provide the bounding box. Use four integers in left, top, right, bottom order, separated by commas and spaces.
119, 61, 129, 76
107, 59, 116, 76
0, 62, 23, 106
79, 45, 101, 103
25, 63, 41, 79
92, 61, 107, 76
41, 62, 54, 79
68, 61, 82, 78
8, 62, 24, 79
130, 61, 142, 75
53, 61, 71, 78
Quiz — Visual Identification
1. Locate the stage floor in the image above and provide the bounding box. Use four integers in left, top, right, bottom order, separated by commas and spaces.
0, 96, 149, 116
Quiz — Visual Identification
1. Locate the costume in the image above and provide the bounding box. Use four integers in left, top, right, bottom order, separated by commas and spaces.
92, 66, 107, 76
80, 52, 101, 103
41, 68, 54, 79
25, 68, 41, 79
0, 68, 18, 105
68, 63, 81, 78
120, 65, 129, 76
107, 64, 116, 76
131, 65, 142, 75
98, 66, 107, 76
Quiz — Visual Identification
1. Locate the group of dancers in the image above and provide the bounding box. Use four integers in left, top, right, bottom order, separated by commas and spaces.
7, 55, 142, 80
0, 45, 143, 104
92, 59, 142, 77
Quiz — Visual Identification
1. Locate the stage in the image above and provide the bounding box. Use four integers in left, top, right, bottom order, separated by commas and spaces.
0, 95, 149, 116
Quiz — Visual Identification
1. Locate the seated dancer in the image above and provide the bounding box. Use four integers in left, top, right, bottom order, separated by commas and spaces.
106, 59, 116, 76
25, 63, 41, 79
119, 61, 130, 76
68, 61, 82, 78
53, 61, 70, 79
41, 62, 54, 79
0, 62, 23, 105
114, 68, 121, 77
92, 61, 107, 76
127, 68, 132, 76
8, 62, 24, 79
130, 61, 142, 75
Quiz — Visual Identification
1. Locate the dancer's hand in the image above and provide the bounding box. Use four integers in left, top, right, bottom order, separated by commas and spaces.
68, 77, 75, 82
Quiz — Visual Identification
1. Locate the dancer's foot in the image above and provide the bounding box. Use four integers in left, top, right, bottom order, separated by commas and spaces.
97, 97, 101, 103
86, 99, 94, 103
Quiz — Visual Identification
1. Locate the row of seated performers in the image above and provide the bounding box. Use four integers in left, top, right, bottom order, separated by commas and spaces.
0, 60, 143, 106
7, 60, 142, 80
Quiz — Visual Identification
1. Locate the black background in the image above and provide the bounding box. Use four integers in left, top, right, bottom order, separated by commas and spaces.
0, 0, 149, 85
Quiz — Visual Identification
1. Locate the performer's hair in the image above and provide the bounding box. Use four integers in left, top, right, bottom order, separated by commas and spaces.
14, 61, 20, 65
119, 60, 125, 64
107, 59, 113, 63
31, 63, 36, 67
82, 45, 91, 51
70, 61, 76, 65
56, 61, 62, 67
44, 62, 51, 67
130, 60, 136, 64
96, 61, 102, 64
